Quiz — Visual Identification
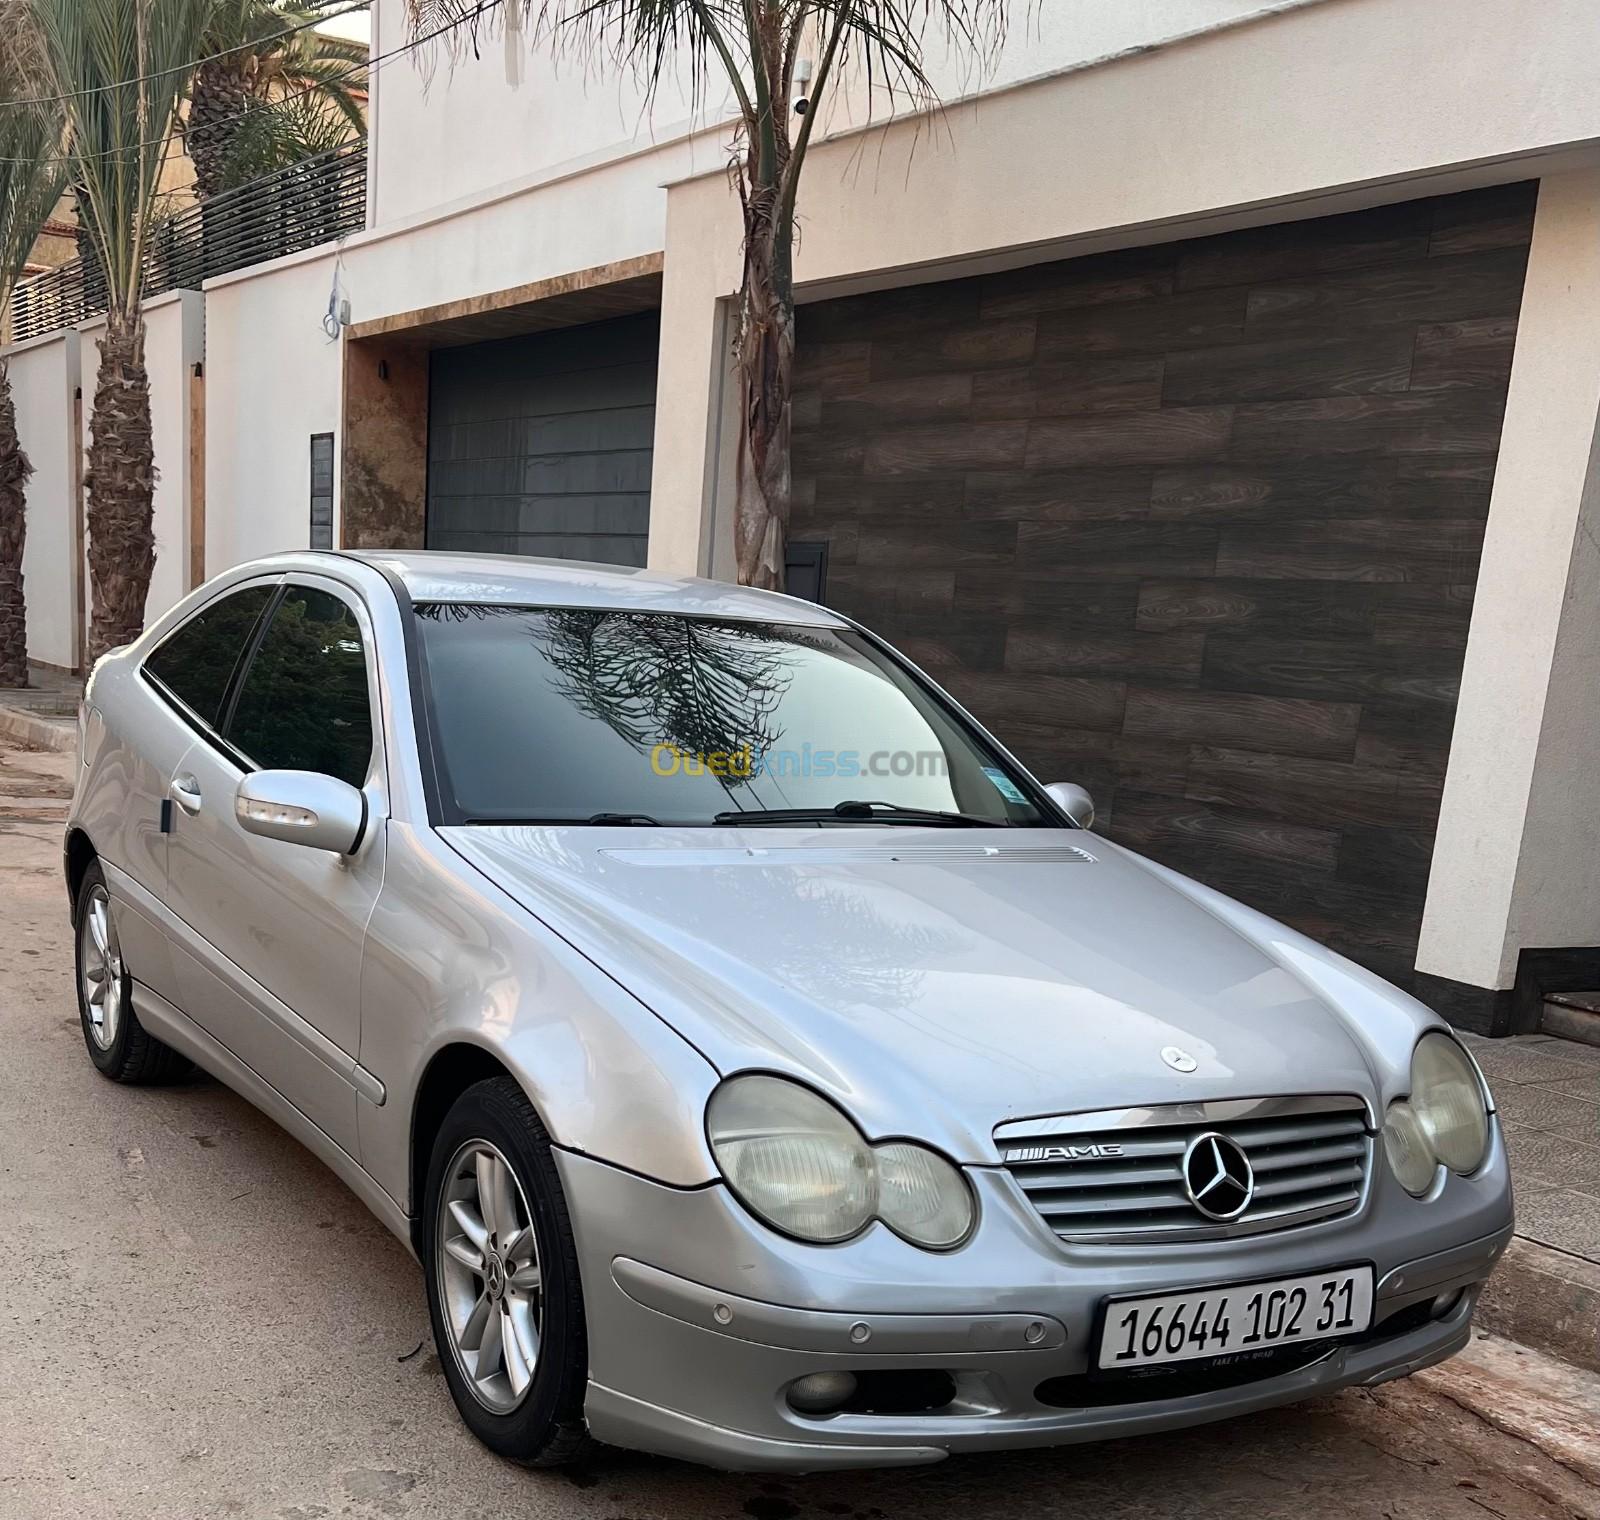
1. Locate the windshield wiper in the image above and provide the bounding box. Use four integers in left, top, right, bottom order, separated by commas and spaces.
713, 800, 1009, 828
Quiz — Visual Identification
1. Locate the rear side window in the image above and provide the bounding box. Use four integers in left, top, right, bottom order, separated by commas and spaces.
226, 586, 373, 787
144, 584, 275, 727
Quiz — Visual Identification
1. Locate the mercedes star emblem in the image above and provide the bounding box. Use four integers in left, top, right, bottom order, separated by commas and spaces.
1161, 1045, 1199, 1073
1181, 1131, 1254, 1221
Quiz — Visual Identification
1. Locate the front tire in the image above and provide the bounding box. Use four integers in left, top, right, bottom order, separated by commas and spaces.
74, 862, 190, 1084
422, 1077, 589, 1466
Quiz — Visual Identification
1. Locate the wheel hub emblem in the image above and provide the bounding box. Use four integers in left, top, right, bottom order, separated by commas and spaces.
1181, 1132, 1254, 1221
484, 1253, 505, 1299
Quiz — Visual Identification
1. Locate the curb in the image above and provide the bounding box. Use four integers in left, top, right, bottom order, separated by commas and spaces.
1414, 1331, 1600, 1492
0, 705, 76, 754
1476, 1235, 1600, 1374
1542, 999, 1600, 1050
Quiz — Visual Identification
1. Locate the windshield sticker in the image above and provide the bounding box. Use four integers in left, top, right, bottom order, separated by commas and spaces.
982, 767, 1029, 805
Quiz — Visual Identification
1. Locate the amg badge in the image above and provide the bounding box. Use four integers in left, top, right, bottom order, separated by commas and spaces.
1004, 1142, 1126, 1164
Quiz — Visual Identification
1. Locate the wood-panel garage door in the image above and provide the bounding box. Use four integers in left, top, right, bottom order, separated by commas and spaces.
789, 183, 1536, 1015
427, 311, 659, 566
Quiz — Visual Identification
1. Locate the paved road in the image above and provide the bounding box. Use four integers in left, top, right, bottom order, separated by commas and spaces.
1, 736, 1597, 1520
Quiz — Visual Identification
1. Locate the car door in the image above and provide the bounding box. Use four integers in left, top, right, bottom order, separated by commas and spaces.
163, 577, 387, 1156
111, 580, 280, 1008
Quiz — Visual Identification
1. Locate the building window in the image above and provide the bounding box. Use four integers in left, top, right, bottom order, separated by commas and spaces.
309, 433, 335, 550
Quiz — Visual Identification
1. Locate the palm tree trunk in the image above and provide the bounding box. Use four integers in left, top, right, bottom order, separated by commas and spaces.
0, 360, 31, 688
188, 57, 256, 200
84, 309, 157, 664
735, 197, 794, 591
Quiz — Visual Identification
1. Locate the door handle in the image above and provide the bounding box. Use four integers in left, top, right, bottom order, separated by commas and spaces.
170, 774, 203, 816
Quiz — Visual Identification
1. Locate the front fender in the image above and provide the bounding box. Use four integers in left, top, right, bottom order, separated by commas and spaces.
357, 821, 720, 1212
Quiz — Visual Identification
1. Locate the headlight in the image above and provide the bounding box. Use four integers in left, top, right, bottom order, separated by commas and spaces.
706, 1075, 975, 1249
1382, 1101, 1437, 1196
1411, 1032, 1490, 1174
1382, 1033, 1491, 1196
706, 1075, 875, 1242
875, 1142, 972, 1249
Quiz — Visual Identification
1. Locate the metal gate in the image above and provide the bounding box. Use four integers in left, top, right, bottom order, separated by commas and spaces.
426, 311, 659, 566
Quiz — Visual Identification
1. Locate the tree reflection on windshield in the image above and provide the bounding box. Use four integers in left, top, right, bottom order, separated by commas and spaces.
413, 603, 1046, 826
536, 609, 801, 761
424, 604, 801, 761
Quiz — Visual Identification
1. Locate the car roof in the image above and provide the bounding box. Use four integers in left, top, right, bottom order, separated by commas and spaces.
339, 550, 847, 627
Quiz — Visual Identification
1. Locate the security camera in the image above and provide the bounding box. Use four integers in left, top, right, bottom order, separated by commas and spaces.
793, 57, 813, 116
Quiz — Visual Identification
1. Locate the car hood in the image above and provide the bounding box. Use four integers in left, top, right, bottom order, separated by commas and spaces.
441, 825, 1413, 1164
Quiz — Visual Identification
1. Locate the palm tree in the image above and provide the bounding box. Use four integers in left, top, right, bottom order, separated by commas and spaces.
186, 0, 367, 199
208, 76, 365, 188
31, 0, 211, 662
0, 1, 69, 687
408, 1, 1012, 589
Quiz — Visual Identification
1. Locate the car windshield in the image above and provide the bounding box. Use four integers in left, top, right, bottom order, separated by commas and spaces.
413, 604, 1052, 827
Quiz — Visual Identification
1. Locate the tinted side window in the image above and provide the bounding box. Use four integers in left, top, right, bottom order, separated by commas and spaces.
144, 585, 275, 727
227, 587, 373, 787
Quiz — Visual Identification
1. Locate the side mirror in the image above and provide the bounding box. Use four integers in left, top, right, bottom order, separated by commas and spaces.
1045, 781, 1095, 830
236, 770, 366, 855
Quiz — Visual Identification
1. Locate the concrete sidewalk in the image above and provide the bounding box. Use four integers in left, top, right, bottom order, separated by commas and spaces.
0, 665, 80, 752
1467, 1032, 1600, 1373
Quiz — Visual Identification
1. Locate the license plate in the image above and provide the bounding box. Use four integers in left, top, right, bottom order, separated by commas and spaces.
1096, 1265, 1374, 1371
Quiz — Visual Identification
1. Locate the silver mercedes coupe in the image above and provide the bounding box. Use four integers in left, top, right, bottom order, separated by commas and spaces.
66, 550, 1511, 1472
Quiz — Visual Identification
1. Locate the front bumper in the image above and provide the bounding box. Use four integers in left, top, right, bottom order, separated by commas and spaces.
556, 1121, 1513, 1472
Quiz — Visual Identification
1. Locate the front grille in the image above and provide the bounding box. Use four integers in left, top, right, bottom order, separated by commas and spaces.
998, 1097, 1371, 1244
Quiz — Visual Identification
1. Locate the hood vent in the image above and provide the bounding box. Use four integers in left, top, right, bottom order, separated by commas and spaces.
599, 844, 1098, 868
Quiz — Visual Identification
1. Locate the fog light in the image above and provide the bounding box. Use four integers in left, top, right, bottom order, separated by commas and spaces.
786, 1371, 858, 1414
1431, 1289, 1465, 1320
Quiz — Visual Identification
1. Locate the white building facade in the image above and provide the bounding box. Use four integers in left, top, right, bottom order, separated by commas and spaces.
6, 0, 1600, 1032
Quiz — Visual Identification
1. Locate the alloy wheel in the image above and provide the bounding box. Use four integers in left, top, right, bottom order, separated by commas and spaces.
80, 885, 123, 1051
435, 1139, 544, 1414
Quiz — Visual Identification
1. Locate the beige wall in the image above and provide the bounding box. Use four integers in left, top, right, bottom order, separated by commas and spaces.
6, 290, 205, 672
204, 251, 344, 574
202, 101, 714, 569
1418, 171, 1600, 990
76, 291, 205, 641
8, 329, 81, 671
368, 0, 1293, 233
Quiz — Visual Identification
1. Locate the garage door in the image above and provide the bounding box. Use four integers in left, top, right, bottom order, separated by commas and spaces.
426, 311, 659, 566
788, 183, 1535, 1003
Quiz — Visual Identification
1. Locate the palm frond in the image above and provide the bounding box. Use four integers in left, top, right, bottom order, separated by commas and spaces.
405, 1, 1009, 160
184, 1, 368, 198
0, 0, 56, 94
265, 54, 368, 133
215, 87, 362, 188
199, 0, 369, 61
0, 6, 68, 311
30, 0, 212, 314
297, 31, 369, 67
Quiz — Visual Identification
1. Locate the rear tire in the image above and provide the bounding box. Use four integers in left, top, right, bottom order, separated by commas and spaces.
422, 1076, 590, 1466
73, 861, 191, 1084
